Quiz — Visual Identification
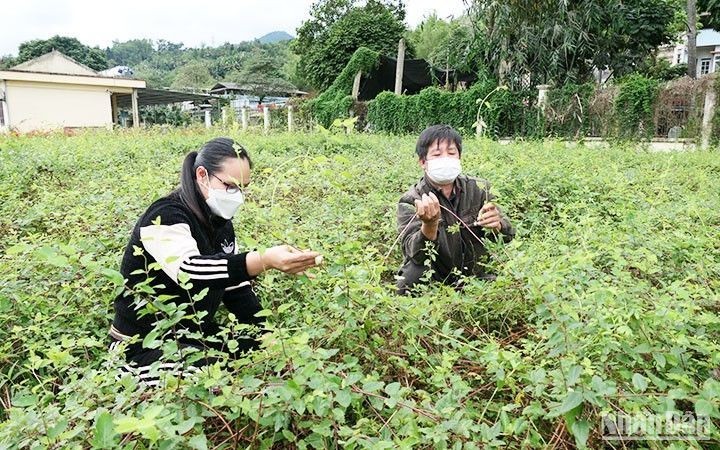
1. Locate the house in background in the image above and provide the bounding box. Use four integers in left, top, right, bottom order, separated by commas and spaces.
0, 50, 146, 133
659, 29, 720, 77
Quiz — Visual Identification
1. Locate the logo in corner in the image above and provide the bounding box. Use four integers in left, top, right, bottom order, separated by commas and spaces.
221, 239, 235, 254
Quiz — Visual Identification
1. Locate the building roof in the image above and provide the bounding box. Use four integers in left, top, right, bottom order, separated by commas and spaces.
114, 88, 219, 108
0, 69, 146, 89
697, 29, 720, 47
10, 50, 98, 76
209, 82, 307, 97
1, 50, 145, 89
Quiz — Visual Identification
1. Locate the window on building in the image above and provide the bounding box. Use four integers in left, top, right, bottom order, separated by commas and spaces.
714, 55, 720, 73
700, 58, 711, 76
0, 100, 5, 127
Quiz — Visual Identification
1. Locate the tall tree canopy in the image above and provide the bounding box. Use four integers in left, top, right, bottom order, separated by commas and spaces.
293, 0, 408, 91
699, 0, 720, 28
105, 39, 155, 67
170, 61, 214, 91
469, 0, 682, 88
406, 13, 477, 74
224, 47, 297, 102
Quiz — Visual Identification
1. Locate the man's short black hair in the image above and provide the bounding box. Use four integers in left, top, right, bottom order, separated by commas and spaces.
415, 124, 463, 160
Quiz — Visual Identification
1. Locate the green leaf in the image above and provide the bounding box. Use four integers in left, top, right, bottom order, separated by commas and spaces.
362, 380, 384, 393
101, 268, 125, 286
652, 352, 666, 369
36, 247, 70, 267
282, 429, 297, 442
559, 391, 584, 414
335, 389, 351, 408
114, 417, 140, 435
47, 418, 68, 439
92, 411, 117, 448
188, 434, 208, 450
12, 393, 37, 408
255, 308, 273, 318
695, 399, 715, 417
567, 365, 582, 386
142, 329, 161, 349
6, 243, 31, 255
192, 287, 208, 301
384, 382, 401, 397
632, 373, 648, 392
571, 419, 590, 448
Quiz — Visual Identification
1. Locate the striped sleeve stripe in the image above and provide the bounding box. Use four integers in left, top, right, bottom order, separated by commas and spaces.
116, 364, 201, 388
179, 264, 228, 274
184, 258, 228, 266
225, 281, 251, 291
120, 363, 201, 374
180, 271, 230, 280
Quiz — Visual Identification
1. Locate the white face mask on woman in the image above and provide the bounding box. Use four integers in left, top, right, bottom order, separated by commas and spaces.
426, 157, 462, 185
204, 177, 245, 219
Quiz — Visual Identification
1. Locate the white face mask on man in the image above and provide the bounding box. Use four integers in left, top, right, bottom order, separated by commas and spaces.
425, 157, 462, 185
203, 177, 245, 220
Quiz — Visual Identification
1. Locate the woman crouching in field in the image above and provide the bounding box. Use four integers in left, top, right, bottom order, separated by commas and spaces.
109, 137, 319, 370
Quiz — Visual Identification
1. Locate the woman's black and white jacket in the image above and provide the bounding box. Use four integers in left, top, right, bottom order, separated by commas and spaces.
110, 192, 258, 343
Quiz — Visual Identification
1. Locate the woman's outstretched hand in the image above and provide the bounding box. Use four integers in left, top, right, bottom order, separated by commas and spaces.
247, 245, 321, 276
263, 245, 320, 274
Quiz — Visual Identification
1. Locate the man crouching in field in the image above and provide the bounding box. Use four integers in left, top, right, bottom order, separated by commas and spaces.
396, 124, 515, 295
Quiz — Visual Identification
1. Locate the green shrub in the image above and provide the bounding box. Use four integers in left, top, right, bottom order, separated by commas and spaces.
544, 83, 595, 138
306, 47, 380, 128
615, 74, 660, 140
139, 105, 193, 126
366, 76, 527, 137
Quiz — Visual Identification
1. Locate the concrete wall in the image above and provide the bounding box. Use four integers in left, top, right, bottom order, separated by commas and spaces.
4, 80, 112, 132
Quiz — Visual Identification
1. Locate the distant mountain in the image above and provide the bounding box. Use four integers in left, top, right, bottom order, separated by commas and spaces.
257, 31, 293, 44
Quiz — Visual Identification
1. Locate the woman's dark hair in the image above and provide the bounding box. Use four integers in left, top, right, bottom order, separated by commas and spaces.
415, 124, 463, 160
177, 137, 252, 228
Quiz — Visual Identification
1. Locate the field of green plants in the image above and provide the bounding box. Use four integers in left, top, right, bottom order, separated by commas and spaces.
0, 129, 718, 449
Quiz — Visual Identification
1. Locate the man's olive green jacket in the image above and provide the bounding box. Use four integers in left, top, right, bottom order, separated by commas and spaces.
397, 174, 515, 279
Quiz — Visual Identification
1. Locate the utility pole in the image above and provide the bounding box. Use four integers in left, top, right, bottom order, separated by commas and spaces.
394, 38, 405, 95
687, 0, 697, 78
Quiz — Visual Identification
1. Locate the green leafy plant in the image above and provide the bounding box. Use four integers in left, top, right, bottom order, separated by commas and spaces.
366, 76, 524, 137
615, 74, 660, 140
305, 47, 380, 128
0, 129, 718, 448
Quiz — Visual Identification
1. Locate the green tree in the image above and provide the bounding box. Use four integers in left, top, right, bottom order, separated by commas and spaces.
407, 14, 455, 62
469, 0, 682, 88
106, 39, 155, 67
698, 0, 720, 28
14, 35, 108, 71
224, 47, 297, 102
0, 56, 16, 69
133, 62, 175, 88
293, 0, 408, 90
406, 14, 476, 74
170, 61, 214, 91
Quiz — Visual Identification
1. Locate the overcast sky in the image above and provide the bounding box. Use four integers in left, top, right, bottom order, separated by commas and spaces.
0, 0, 468, 56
